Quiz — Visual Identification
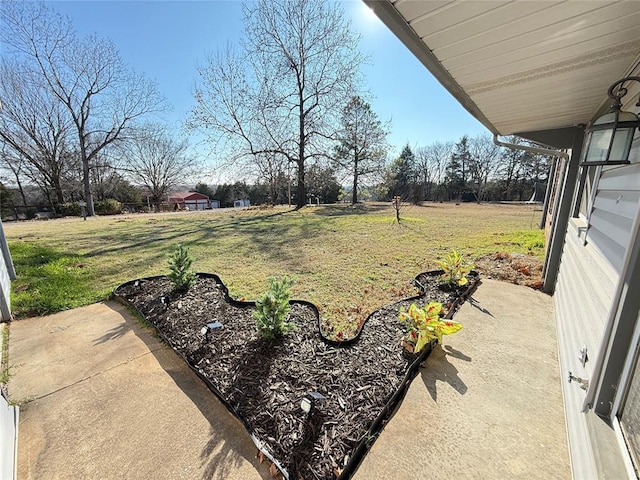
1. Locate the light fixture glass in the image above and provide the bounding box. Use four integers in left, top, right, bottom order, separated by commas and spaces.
300, 391, 325, 414
581, 77, 640, 166
300, 397, 313, 413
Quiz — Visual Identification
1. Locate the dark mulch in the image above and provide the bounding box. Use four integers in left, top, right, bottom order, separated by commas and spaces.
412, 270, 480, 317
115, 272, 478, 479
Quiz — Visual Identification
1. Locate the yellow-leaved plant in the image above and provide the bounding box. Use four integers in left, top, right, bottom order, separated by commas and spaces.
437, 249, 473, 286
399, 302, 462, 353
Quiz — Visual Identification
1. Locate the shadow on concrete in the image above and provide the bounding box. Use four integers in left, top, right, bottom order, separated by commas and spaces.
92, 322, 131, 345
443, 345, 472, 362
103, 302, 271, 480
420, 346, 468, 402
467, 296, 494, 317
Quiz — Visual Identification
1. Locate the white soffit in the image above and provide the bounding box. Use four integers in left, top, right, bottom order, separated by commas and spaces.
365, 0, 640, 135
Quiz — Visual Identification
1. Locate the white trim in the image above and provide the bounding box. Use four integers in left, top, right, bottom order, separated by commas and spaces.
12, 405, 17, 480
613, 417, 639, 480
612, 311, 640, 418
611, 305, 640, 479
585, 166, 602, 230
585, 191, 640, 411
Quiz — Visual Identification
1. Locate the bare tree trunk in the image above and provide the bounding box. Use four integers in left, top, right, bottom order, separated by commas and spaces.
352, 158, 358, 204
296, 161, 305, 208
16, 177, 27, 207
296, 99, 306, 208
80, 142, 95, 216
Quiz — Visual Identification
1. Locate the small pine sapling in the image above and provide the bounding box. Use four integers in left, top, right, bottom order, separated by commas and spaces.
254, 276, 295, 339
168, 244, 197, 292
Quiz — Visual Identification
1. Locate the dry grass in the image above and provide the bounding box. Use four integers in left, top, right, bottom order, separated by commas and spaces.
5, 202, 545, 324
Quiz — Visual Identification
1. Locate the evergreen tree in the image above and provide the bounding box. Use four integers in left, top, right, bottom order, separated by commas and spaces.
305, 165, 342, 204
388, 145, 417, 202
445, 136, 470, 200
334, 96, 389, 204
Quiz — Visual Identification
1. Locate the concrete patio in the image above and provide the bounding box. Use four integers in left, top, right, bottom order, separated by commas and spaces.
8, 279, 569, 479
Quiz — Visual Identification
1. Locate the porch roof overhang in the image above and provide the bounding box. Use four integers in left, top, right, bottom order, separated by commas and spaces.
364, 0, 640, 146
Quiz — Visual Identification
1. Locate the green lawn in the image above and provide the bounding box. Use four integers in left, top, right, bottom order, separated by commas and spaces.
5, 202, 545, 325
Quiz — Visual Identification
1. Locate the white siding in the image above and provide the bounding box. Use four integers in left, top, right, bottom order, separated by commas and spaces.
554, 87, 640, 476
587, 128, 640, 272
555, 219, 620, 478
556, 220, 618, 375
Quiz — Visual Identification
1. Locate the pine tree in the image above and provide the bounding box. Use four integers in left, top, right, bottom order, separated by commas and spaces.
445, 136, 470, 200
334, 96, 389, 204
388, 145, 417, 202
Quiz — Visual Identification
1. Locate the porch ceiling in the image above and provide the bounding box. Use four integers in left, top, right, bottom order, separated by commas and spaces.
365, 0, 640, 136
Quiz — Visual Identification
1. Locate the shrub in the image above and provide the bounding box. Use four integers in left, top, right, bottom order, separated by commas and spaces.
437, 249, 473, 286
57, 202, 82, 217
24, 207, 38, 220
399, 302, 462, 352
254, 276, 295, 339
167, 244, 197, 293
95, 199, 122, 215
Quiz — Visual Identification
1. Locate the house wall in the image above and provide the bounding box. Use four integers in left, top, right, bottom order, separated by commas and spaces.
553, 78, 640, 478
588, 162, 640, 273
1, 319, 17, 480
554, 217, 621, 477
0, 222, 15, 322
0, 385, 18, 480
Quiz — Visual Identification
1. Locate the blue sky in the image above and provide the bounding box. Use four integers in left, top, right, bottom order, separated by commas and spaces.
48, 1, 489, 168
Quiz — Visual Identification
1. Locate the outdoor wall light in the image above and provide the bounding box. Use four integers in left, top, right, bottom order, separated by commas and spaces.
581, 76, 640, 166
300, 391, 325, 414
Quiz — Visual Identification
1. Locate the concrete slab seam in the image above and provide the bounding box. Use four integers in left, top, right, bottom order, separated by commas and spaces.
19, 346, 164, 404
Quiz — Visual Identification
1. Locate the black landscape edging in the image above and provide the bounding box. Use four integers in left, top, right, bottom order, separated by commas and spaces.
413, 269, 481, 319
337, 337, 437, 479
114, 275, 291, 477
113, 270, 479, 480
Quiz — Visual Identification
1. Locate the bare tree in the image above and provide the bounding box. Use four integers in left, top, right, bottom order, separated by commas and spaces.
415, 140, 453, 201
0, 143, 28, 207
0, 58, 74, 207
251, 152, 290, 205
116, 126, 195, 212
468, 133, 500, 202
334, 96, 389, 204
496, 136, 527, 201
1, 1, 165, 215
190, 0, 363, 208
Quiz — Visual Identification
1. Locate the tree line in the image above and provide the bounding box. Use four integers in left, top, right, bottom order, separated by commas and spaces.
383, 135, 551, 204
0, 0, 550, 220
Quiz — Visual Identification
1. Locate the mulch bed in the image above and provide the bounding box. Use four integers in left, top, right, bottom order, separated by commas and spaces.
114, 271, 479, 479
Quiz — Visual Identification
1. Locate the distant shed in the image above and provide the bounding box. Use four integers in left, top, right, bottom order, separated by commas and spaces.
168, 192, 210, 211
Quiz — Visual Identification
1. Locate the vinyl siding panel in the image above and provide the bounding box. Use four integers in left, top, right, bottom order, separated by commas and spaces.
556, 220, 617, 369
555, 220, 618, 479
593, 191, 640, 220
588, 161, 640, 272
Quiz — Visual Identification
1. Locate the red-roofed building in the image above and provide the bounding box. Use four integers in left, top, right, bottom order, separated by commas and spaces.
168, 192, 210, 211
